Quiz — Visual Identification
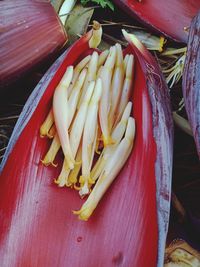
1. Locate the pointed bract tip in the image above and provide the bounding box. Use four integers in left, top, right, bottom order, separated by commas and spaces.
122, 29, 144, 53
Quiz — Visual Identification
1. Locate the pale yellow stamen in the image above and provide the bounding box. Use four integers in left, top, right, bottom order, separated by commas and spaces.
40, 109, 54, 137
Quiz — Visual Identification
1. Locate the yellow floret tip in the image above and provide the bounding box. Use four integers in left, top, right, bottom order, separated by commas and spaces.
47, 132, 54, 139
41, 159, 58, 167
68, 174, 78, 184
73, 184, 82, 190
79, 175, 85, 184
102, 135, 115, 147
54, 178, 60, 185
159, 36, 166, 52
73, 207, 92, 221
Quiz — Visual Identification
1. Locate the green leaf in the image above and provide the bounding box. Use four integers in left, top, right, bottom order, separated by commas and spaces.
65, 4, 94, 45
80, 0, 114, 11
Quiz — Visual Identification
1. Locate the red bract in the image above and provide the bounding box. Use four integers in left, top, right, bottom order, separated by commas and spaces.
0, 0, 67, 88
113, 0, 200, 43
0, 27, 173, 266
182, 11, 200, 158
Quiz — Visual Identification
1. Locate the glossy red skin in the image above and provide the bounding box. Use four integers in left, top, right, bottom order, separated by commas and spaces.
0, 0, 67, 88
0, 33, 159, 266
113, 0, 200, 43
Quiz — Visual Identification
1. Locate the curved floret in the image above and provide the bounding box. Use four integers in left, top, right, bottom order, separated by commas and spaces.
53, 66, 75, 170
74, 117, 135, 221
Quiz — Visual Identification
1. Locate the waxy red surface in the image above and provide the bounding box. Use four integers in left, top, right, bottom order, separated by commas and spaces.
114, 0, 200, 43
0, 33, 158, 266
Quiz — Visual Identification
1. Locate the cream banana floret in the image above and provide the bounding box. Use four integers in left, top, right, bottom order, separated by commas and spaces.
40, 57, 90, 139
109, 44, 125, 129
48, 124, 56, 138
55, 81, 95, 187
91, 101, 132, 184
68, 68, 87, 123
41, 134, 60, 167
68, 55, 91, 97
99, 46, 117, 146
89, 20, 103, 49
40, 109, 54, 138
42, 68, 86, 167
130, 31, 166, 52
123, 54, 129, 71
74, 117, 135, 221
78, 51, 99, 107
53, 66, 75, 170
114, 54, 134, 126
97, 49, 109, 68
79, 78, 102, 196
69, 145, 82, 186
